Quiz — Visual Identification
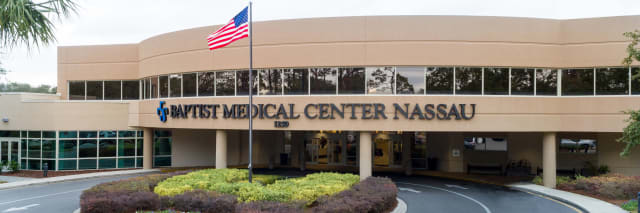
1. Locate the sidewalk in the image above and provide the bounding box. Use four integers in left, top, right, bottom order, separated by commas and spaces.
509, 182, 627, 213
0, 175, 35, 183
0, 169, 160, 190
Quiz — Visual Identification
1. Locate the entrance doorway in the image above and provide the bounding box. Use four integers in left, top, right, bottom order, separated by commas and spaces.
304, 131, 359, 166
0, 139, 20, 164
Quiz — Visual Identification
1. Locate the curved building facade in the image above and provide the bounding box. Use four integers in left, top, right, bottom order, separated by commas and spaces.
2, 15, 640, 187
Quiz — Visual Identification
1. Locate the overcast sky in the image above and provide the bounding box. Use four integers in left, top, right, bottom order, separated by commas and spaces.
2, 0, 640, 87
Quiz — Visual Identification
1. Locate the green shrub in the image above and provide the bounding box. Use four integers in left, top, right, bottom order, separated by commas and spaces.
532, 175, 575, 187
154, 169, 359, 205
621, 200, 638, 211
532, 176, 543, 185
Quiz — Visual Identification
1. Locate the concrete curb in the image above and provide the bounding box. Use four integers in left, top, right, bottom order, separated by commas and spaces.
391, 197, 407, 213
508, 183, 627, 213
0, 169, 160, 190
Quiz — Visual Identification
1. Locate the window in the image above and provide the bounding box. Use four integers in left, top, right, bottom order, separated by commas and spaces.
118, 139, 135, 157
464, 137, 507, 151
28, 139, 40, 158
99, 139, 116, 157
237, 70, 258, 96
144, 78, 150, 99
182, 73, 197, 97
79, 140, 97, 158
425, 67, 453, 94
283, 68, 308, 95
536, 69, 557, 96
511, 68, 534, 95
198, 72, 215, 96
169, 74, 182, 97
596, 67, 629, 95
455, 67, 482, 95
104, 81, 121, 100
310, 68, 337, 94
86, 81, 103, 100
338, 67, 365, 94
634, 67, 640, 95
150, 76, 159, 98
562, 68, 594, 96
59, 140, 77, 158
216, 71, 235, 96
159, 76, 168, 98
396, 67, 425, 95
484, 68, 509, 95
59, 160, 77, 170
122, 81, 139, 100
366, 67, 394, 94
69, 81, 85, 100
559, 139, 596, 154
259, 69, 282, 95
42, 139, 56, 158
154, 130, 172, 167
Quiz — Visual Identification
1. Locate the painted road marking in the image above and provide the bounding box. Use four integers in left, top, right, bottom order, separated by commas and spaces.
396, 182, 492, 213
3, 204, 40, 212
445, 184, 469, 190
521, 190, 584, 213
398, 187, 421, 193
0, 188, 85, 206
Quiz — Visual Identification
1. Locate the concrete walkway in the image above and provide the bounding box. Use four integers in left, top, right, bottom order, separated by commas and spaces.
0, 175, 35, 183
0, 169, 160, 190
509, 183, 627, 213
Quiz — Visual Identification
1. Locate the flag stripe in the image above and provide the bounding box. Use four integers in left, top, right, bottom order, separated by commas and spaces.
207, 6, 249, 50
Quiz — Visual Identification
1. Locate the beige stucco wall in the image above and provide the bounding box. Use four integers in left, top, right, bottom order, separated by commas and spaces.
130, 96, 638, 133
0, 93, 131, 131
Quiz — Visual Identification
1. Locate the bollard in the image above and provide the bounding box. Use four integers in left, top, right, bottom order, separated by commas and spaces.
43, 163, 48, 177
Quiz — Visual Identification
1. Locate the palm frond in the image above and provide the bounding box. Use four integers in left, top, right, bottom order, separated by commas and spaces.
0, 0, 77, 49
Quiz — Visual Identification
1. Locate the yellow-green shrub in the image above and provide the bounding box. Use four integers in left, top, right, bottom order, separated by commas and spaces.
153, 169, 359, 205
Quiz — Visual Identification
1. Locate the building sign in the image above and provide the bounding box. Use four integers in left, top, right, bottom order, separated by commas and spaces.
156, 102, 476, 123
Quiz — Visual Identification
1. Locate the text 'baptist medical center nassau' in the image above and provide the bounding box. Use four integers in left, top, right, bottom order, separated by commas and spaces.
1, 15, 640, 187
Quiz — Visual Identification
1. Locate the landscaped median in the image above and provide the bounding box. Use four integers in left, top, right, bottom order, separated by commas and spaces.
80, 169, 398, 213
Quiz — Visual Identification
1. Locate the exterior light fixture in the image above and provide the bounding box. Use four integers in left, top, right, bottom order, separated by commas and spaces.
1, 118, 8, 123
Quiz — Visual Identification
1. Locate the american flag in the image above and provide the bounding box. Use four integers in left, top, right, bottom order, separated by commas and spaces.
207, 6, 249, 50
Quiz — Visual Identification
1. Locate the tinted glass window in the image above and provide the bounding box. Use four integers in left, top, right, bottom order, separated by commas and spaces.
169, 74, 182, 97
536, 68, 557, 96
455, 67, 482, 95
150, 76, 159, 98
182, 73, 197, 97
310, 68, 337, 94
425, 67, 453, 94
198, 72, 215, 96
216, 71, 235, 96
79, 139, 97, 158
144, 78, 150, 99
69, 81, 85, 100
78, 159, 96, 169
118, 139, 136, 157
154, 138, 172, 156
396, 67, 425, 95
237, 70, 258, 96
59, 131, 77, 138
338, 67, 365, 94
159, 76, 168, 98
28, 131, 41, 138
511, 68, 534, 95
596, 67, 628, 95
464, 137, 507, 151
484, 67, 509, 95
42, 139, 56, 158
259, 69, 282, 95
366, 67, 395, 94
79, 131, 97, 138
86, 81, 103, 100
99, 139, 117, 157
59, 140, 77, 158
633, 67, 640, 95
562, 68, 594, 96
42, 131, 56, 138
104, 81, 121, 100
122, 80, 139, 100
559, 139, 597, 154
283, 68, 308, 95
28, 139, 40, 158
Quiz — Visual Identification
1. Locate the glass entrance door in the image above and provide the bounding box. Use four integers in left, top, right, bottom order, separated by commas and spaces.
0, 140, 20, 164
411, 132, 428, 169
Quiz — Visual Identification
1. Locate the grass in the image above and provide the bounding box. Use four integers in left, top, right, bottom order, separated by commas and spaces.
0, 181, 6, 184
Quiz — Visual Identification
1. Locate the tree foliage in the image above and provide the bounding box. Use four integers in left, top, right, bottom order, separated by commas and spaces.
0, 82, 56, 93
618, 31, 640, 156
0, 0, 77, 49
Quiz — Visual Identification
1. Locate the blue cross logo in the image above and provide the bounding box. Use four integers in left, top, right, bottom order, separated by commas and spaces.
157, 101, 168, 122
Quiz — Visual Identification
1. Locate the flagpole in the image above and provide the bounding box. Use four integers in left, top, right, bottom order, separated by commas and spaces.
248, 0, 254, 183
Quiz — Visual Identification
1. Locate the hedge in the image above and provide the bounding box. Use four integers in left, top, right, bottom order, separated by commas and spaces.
154, 169, 359, 205
80, 170, 397, 213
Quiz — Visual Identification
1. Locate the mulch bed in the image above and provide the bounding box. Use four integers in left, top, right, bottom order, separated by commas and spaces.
557, 187, 629, 207
0, 168, 137, 178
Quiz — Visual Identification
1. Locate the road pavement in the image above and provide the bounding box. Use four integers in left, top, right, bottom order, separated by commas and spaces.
0, 170, 581, 213
0, 174, 150, 213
